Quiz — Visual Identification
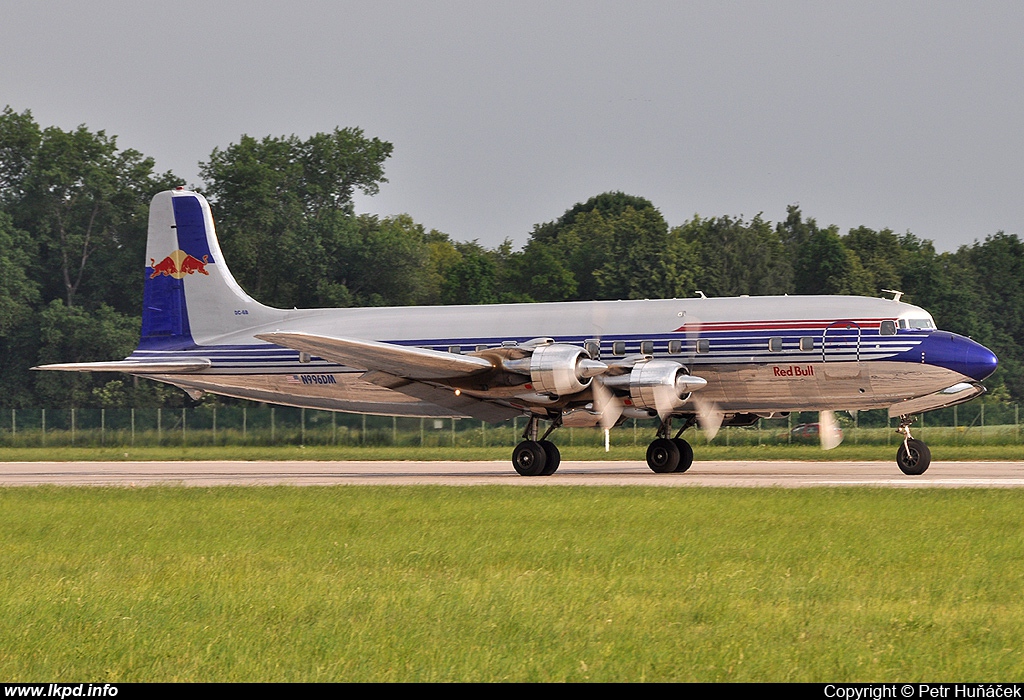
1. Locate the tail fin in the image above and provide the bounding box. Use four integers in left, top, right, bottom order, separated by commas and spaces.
141, 188, 280, 349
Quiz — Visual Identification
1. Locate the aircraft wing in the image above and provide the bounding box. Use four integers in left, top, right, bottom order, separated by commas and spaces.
32, 359, 213, 373
361, 370, 521, 422
255, 331, 495, 380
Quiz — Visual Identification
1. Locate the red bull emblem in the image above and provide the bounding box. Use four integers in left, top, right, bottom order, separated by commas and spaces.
149, 250, 210, 279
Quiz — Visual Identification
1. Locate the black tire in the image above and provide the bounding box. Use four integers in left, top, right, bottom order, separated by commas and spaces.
646, 438, 681, 473
539, 440, 561, 475
512, 440, 547, 476
896, 438, 931, 475
672, 438, 694, 473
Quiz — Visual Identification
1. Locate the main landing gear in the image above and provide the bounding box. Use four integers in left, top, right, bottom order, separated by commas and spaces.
645, 416, 696, 474
511, 415, 562, 476
895, 415, 932, 475
510, 414, 699, 476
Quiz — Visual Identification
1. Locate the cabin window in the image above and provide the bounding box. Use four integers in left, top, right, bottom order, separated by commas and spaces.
612, 341, 626, 356
768, 337, 783, 352
475, 344, 489, 352
448, 345, 462, 354
799, 336, 814, 351
667, 340, 682, 354
640, 340, 654, 355
584, 340, 601, 359
696, 339, 710, 354
879, 320, 896, 336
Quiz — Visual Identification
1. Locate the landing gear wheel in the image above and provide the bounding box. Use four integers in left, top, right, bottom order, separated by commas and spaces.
671, 438, 694, 473
512, 440, 547, 476
896, 438, 931, 475
539, 440, 561, 475
646, 438, 681, 473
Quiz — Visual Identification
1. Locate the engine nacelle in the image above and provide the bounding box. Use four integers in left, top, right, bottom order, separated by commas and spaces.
515, 343, 606, 397
604, 360, 707, 411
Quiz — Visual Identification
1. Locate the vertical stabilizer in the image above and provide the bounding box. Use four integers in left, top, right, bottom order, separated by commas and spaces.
141, 189, 281, 348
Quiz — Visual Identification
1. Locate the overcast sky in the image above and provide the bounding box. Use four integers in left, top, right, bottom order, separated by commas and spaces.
2, 1, 1022, 251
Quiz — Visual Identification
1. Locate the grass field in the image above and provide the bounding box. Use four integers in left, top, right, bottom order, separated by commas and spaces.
2, 486, 1024, 681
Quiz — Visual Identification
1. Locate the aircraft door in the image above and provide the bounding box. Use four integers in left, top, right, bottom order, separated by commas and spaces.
822, 321, 861, 363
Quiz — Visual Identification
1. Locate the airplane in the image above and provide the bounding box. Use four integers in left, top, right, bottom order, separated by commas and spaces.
35, 188, 999, 476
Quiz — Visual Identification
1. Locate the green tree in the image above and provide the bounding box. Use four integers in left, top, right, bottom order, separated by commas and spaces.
199, 129, 393, 308
678, 214, 792, 297
778, 206, 872, 295
33, 301, 141, 407
441, 242, 499, 305
0, 109, 179, 311
592, 206, 698, 300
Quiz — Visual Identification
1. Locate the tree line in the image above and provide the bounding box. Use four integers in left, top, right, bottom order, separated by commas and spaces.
1, 106, 1021, 407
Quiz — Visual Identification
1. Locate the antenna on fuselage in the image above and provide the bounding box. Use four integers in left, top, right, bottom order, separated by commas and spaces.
882, 289, 904, 302
695, 290, 707, 298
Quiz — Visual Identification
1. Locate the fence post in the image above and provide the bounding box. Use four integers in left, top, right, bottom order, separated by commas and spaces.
131, 408, 135, 446
10, 408, 14, 438
41, 408, 45, 447
271, 407, 276, 443
420, 417, 424, 446
302, 408, 306, 446
243, 406, 247, 441
212, 407, 216, 446
182, 408, 186, 445
101, 408, 106, 445
333, 412, 337, 445
391, 415, 396, 446
71, 408, 75, 446
953, 405, 958, 445
981, 403, 985, 444
451, 417, 456, 446
157, 408, 162, 443
361, 414, 365, 444
1016, 403, 1020, 444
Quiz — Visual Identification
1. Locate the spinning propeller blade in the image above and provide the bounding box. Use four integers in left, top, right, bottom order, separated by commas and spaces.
592, 377, 623, 430
819, 410, 843, 450
693, 396, 723, 441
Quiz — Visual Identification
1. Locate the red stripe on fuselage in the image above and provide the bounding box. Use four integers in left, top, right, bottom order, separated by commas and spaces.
672, 318, 888, 333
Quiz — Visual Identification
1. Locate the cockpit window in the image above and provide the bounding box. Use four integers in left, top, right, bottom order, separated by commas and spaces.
898, 318, 935, 330
879, 320, 896, 335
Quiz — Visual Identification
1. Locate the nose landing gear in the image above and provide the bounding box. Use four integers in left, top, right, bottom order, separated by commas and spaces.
895, 415, 932, 475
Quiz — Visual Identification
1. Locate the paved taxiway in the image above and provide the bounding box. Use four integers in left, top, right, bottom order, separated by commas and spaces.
1, 460, 1023, 487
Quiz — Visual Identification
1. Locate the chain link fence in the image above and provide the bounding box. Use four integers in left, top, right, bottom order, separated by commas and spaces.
0, 403, 1019, 448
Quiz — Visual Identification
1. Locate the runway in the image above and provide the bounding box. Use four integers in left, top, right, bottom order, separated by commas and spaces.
1, 460, 1024, 487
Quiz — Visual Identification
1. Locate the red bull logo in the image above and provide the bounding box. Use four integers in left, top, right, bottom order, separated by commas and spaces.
149, 250, 210, 279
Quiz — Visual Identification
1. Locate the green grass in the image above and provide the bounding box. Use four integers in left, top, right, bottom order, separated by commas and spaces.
2, 486, 1024, 681
0, 442, 1021, 462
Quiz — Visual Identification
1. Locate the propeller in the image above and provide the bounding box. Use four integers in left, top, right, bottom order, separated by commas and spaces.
693, 395, 724, 442
592, 376, 623, 430
819, 410, 843, 450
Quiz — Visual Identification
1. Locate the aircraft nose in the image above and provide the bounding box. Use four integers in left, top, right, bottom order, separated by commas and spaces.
961, 337, 999, 381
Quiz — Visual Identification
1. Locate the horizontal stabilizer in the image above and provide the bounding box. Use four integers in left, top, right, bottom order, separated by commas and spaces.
32, 359, 212, 374
255, 331, 494, 380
